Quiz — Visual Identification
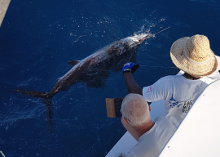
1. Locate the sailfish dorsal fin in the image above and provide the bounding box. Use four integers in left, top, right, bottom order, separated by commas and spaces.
68, 60, 80, 66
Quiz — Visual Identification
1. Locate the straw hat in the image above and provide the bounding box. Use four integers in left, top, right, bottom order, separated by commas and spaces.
170, 34, 218, 78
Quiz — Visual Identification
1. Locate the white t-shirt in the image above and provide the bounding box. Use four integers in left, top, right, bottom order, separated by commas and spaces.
143, 75, 217, 127
127, 117, 176, 157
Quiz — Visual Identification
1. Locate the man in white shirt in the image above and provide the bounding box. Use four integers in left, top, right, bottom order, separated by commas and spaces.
121, 93, 176, 157
122, 34, 218, 127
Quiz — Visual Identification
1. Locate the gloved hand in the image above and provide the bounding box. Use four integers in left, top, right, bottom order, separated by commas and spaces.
122, 62, 139, 74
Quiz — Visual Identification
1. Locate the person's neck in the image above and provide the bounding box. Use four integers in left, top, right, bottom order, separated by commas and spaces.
133, 121, 155, 141
183, 73, 199, 80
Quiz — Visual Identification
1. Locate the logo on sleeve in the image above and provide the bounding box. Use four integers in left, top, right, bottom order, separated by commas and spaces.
146, 86, 152, 93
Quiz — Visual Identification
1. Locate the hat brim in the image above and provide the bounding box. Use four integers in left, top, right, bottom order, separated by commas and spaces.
170, 37, 218, 78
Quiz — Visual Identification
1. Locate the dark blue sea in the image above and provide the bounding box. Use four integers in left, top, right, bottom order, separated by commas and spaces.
1, 0, 220, 156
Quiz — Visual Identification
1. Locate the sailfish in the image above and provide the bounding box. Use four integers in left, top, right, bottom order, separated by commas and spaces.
11, 28, 169, 132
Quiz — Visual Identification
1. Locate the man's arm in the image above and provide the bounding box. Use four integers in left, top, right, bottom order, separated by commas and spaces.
123, 72, 143, 95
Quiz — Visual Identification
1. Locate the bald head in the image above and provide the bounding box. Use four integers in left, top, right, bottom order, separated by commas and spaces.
121, 93, 151, 126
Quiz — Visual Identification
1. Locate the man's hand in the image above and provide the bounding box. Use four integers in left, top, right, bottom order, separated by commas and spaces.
122, 62, 139, 74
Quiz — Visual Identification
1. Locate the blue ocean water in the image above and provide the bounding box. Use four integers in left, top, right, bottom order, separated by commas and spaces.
1, 0, 220, 156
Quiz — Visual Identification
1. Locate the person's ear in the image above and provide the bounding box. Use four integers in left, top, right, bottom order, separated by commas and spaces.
123, 116, 129, 124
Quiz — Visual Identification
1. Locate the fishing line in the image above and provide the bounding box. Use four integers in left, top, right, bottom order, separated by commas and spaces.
140, 64, 178, 69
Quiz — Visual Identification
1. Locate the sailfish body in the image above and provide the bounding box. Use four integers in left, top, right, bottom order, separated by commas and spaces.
11, 33, 152, 131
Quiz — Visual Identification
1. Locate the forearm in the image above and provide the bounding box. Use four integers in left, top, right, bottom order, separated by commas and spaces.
123, 72, 142, 95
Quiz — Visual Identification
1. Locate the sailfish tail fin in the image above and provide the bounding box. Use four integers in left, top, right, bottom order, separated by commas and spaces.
43, 98, 53, 133
10, 89, 54, 133
10, 89, 50, 99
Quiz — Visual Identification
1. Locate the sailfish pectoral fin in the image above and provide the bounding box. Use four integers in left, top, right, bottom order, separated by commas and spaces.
79, 67, 110, 88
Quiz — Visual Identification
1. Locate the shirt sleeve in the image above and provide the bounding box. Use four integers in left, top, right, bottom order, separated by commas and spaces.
142, 76, 173, 102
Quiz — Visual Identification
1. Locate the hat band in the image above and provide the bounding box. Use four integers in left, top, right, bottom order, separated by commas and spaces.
183, 46, 210, 65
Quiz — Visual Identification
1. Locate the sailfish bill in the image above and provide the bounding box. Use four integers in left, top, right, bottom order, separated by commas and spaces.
11, 27, 169, 132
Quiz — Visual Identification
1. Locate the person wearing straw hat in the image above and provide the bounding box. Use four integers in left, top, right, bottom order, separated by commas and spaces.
122, 34, 218, 127
121, 93, 176, 157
